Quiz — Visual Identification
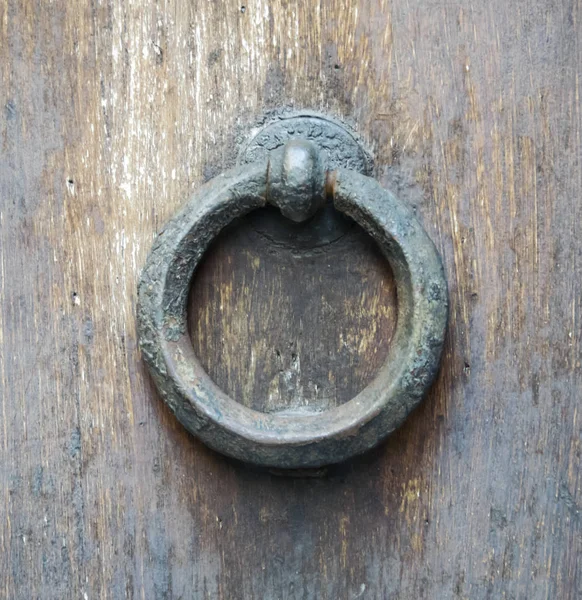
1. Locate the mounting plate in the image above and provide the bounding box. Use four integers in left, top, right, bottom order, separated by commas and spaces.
236, 111, 374, 249
238, 111, 373, 175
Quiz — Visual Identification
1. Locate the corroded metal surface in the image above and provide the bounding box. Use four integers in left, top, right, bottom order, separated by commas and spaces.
238, 111, 373, 248
137, 136, 448, 468
266, 139, 326, 222
238, 110, 373, 175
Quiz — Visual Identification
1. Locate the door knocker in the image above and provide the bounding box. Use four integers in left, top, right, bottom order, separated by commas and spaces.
137, 112, 448, 468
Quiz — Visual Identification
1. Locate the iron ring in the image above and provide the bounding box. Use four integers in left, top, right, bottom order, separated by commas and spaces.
137, 139, 448, 468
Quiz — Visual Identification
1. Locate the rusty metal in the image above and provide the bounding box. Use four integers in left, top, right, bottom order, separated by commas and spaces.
237, 109, 373, 175
137, 117, 448, 469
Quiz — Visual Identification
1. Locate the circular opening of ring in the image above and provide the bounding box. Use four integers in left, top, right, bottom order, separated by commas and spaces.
187, 204, 398, 416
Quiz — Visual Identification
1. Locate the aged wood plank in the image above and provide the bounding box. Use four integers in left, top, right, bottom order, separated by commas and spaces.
188, 208, 398, 413
1, 0, 581, 598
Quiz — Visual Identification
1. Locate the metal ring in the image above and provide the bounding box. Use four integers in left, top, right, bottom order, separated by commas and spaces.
137, 140, 448, 468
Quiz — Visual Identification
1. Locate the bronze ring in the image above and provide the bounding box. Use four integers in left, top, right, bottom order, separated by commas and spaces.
137, 139, 448, 468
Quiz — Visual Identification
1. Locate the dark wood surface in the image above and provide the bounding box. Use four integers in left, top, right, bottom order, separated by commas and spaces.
1, 0, 581, 598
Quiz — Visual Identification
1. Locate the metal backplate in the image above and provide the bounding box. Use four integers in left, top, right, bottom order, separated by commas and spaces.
237, 111, 373, 249
238, 110, 373, 175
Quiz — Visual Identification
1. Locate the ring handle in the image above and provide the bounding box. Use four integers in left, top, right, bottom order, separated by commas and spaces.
137, 138, 448, 468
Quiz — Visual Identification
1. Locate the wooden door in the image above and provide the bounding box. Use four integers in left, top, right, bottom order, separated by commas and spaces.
1, 1, 581, 598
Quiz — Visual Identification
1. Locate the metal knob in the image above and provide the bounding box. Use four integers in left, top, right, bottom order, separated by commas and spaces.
266, 139, 326, 222
137, 124, 448, 469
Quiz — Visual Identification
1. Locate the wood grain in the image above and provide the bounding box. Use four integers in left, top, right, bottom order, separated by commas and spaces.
188, 207, 397, 413
1, 0, 581, 598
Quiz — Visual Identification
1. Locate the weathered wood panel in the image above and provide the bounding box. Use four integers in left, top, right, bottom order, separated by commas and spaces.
1, 0, 581, 598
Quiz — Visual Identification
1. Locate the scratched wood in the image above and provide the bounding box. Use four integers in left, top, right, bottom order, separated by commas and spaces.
1, 0, 581, 598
